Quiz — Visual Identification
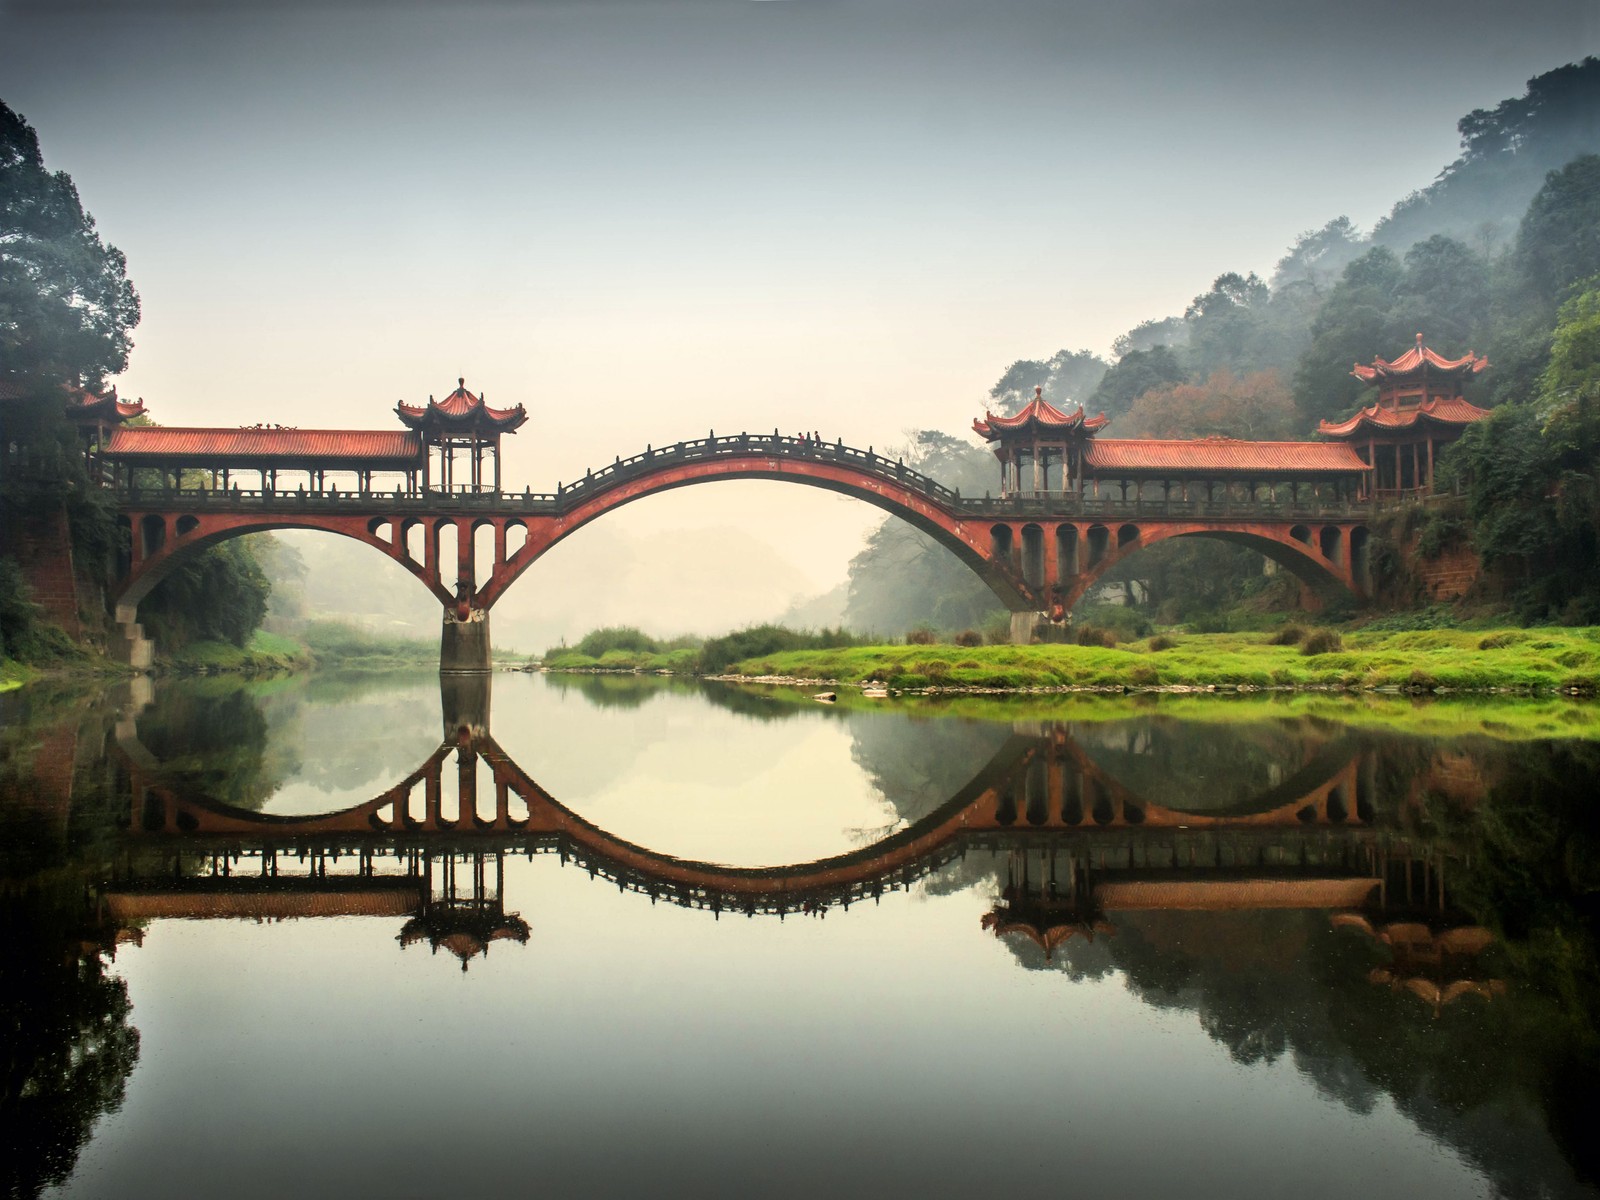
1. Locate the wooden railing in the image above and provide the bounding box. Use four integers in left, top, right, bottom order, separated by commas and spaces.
111, 431, 1378, 521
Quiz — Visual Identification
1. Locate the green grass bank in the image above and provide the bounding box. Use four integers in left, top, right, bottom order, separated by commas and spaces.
712, 627, 1600, 694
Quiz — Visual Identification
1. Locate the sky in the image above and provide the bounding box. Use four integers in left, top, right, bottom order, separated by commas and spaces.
4, 0, 1598, 640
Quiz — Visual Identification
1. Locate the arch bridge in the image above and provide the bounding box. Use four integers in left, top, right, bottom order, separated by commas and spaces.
108, 431, 1375, 668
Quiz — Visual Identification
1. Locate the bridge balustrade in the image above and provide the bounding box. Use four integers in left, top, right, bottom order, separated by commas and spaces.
112, 430, 1370, 520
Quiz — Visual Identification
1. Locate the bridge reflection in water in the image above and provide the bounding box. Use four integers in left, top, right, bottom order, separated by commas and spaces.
103, 676, 1496, 995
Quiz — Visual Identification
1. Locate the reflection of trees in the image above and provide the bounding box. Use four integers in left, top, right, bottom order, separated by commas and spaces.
1067, 716, 1335, 812
134, 681, 292, 811
0, 688, 142, 1200
983, 735, 1600, 1200
0, 889, 140, 1200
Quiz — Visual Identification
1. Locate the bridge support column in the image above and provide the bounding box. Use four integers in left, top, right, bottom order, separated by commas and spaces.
1010, 611, 1046, 645
111, 604, 155, 671
440, 670, 491, 739
440, 608, 491, 673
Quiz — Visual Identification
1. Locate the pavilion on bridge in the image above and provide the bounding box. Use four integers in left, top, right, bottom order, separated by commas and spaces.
973, 335, 1492, 504
97, 378, 525, 496
973, 387, 1370, 506
1317, 334, 1491, 497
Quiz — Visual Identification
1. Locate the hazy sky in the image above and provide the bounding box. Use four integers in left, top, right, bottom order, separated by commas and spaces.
4, 0, 1597, 627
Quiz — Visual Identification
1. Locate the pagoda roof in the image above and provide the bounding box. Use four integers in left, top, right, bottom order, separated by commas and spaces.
1317, 396, 1492, 439
66, 384, 145, 424
1351, 334, 1489, 385
106, 426, 425, 468
973, 387, 1109, 441
396, 379, 527, 436
1084, 436, 1368, 477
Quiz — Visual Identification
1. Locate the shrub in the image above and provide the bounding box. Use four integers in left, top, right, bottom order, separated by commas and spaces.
1147, 635, 1175, 651
905, 626, 938, 645
696, 624, 863, 674
1270, 624, 1306, 646
1478, 631, 1525, 650
1075, 625, 1118, 648
954, 629, 983, 647
1301, 629, 1343, 656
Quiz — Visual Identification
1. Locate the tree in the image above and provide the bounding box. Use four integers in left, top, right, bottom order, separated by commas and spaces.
987, 348, 1109, 415
0, 101, 139, 387
1374, 58, 1600, 250
1122, 369, 1299, 441
1515, 155, 1600, 306
1089, 345, 1187, 426
1272, 217, 1367, 292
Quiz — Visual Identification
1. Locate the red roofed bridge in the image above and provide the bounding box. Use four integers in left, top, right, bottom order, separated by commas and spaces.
71, 339, 1489, 670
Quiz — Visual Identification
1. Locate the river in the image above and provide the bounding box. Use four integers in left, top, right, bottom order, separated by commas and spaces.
2, 670, 1597, 1199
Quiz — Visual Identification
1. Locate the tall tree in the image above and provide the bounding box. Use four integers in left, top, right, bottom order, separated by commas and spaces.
0, 101, 139, 387
987, 348, 1109, 415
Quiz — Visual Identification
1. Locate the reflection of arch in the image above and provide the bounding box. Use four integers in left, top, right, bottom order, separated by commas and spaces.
116, 716, 1374, 916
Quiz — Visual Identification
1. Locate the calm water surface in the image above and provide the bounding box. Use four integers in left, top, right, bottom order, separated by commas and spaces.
3, 671, 1598, 1199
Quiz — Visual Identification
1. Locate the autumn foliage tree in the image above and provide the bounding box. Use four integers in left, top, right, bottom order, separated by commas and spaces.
1121, 369, 1299, 441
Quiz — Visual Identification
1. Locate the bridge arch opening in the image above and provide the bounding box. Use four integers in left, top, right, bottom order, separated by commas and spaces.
504, 520, 528, 559
473, 521, 497, 587
1021, 524, 1045, 589
140, 515, 165, 557
176, 514, 199, 537
1319, 526, 1343, 567
1057, 526, 1079, 579
1117, 523, 1139, 549
1067, 525, 1362, 618
1086, 525, 1109, 567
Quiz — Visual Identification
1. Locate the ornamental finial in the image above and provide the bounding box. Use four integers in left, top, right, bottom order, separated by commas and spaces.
1035, 385, 1042, 399
459, 377, 465, 389
1416, 332, 1424, 347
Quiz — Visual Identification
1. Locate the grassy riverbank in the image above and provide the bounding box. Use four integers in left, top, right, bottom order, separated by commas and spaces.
706, 680, 1600, 739
714, 627, 1600, 694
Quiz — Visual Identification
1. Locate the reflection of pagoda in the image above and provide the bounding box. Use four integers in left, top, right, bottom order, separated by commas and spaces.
397, 850, 529, 972
1332, 912, 1505, 1017
981, 850, 1114, 960
1318, 335, 1491, 497
395, 379, 527, 493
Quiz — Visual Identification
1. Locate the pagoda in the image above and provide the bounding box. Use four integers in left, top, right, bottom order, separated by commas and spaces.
973, 386, 1108, 495
1318, 334, 1490, 497
395, 378, 527, 493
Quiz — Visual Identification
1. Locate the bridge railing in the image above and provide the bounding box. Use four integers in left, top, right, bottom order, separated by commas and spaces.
552, 432, 965, 508
111, 432, 1374, 521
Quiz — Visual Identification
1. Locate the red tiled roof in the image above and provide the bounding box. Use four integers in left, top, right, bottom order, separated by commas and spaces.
1351, 334, 1489, 384
973, 387, 1108, 440
66, 385, 145, 423
396, 379, 527, 435
105, 426, 425, 466
1085, 436, 1368, 475
1318, 396, 1492, 439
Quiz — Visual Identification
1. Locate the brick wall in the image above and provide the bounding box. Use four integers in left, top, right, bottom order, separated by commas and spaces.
1412, 540, 1481, 602
0, 504, 83, 636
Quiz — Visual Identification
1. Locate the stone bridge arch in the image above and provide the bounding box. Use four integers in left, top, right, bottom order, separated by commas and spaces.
112, 510, 459, 614
472, 451, 1038, 612
1049, 519, 1371, 613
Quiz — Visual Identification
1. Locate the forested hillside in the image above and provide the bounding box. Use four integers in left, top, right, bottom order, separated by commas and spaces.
842, 58, 1600, 634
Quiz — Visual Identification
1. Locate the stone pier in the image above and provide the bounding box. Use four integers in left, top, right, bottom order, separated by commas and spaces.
440, 608, 491, 673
